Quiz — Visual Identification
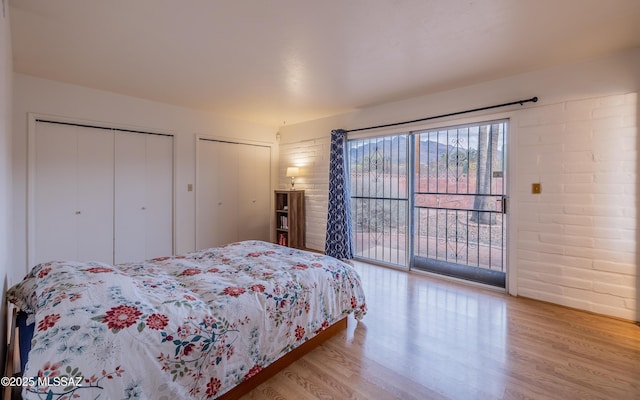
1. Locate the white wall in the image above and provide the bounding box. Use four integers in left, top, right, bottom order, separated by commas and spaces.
279, 48, 640, 322
11, 74, 279, 285
0, 1, 13, 377
514, 93, 637, 320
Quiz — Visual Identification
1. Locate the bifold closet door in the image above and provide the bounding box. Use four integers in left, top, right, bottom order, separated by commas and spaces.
196, 140, 238, 249
196, 139, 270, 250
114, 131, 173, 263
33, 123, 114, 266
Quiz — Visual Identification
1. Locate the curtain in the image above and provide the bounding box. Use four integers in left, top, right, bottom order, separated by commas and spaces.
325, 129, 354, 259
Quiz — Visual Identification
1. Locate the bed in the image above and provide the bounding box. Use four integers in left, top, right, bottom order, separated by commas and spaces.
6, 240, 367, 399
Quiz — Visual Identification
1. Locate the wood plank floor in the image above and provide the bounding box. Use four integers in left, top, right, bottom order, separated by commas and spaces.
240, 261, 640, 400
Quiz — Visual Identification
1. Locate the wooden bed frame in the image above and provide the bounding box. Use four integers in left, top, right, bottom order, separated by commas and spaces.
4, 308, 347, 400
217, 317, 347, 399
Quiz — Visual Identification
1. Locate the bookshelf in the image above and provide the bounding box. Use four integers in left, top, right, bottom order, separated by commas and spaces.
274, 190, 305, 249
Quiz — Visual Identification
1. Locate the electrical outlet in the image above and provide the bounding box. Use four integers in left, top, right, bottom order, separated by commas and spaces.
532, 183, 541, 194
187, 184, 193, 192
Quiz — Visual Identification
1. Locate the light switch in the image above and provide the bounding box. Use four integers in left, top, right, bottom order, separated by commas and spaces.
532, 183, 541, 194
187, 184, 193, 192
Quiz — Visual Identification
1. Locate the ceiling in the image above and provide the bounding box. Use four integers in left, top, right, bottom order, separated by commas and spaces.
9, 0, 640, 128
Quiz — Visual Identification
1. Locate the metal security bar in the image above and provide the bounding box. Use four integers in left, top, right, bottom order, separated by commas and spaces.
349, 135, 409, 267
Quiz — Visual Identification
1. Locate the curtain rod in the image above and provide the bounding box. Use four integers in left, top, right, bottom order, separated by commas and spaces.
345, 96, 538, 133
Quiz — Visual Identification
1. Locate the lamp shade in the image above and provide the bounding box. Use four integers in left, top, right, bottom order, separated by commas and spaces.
286, 167, 299, 177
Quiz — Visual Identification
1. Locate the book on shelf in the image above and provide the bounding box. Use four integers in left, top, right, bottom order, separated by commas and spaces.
278, 233, 287, 246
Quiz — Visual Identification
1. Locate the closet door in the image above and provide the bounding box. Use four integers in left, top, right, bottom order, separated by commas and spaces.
33, 123, 114, 266
144, 134, 174, 259
215, 141, 240, 245
114, 131, 173, 263
237, 144, 271, 241
196, 140, 239, 249
76, 128, 116, 262
197, 139, 270, 250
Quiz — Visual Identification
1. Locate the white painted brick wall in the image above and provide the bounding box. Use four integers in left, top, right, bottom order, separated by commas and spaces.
278, 137, 331, 252
516, 93, 637, 321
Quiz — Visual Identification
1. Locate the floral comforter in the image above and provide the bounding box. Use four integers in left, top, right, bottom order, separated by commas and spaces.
8, 240, 367, 399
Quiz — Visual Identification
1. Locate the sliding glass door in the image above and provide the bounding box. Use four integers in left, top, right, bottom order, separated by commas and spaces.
348, 119, 509, 288
412, 120, 508, 287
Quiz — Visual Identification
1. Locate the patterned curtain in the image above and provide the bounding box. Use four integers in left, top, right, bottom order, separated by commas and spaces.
325, 129, 354, 259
